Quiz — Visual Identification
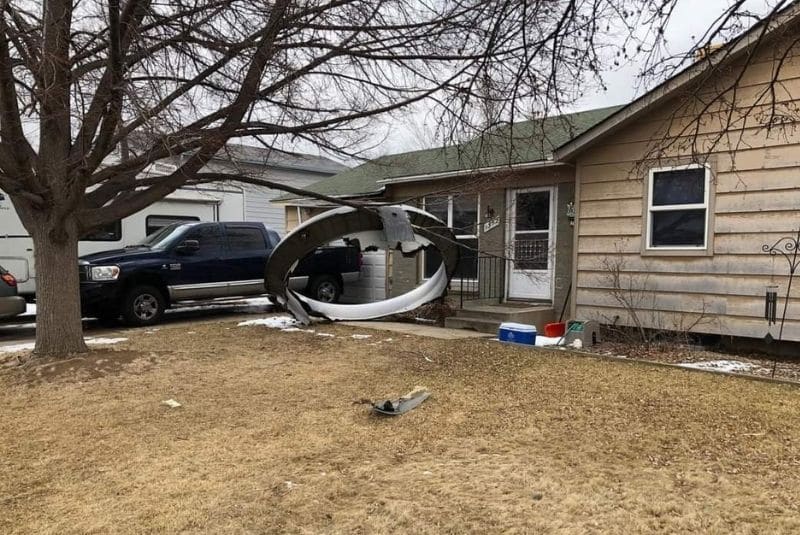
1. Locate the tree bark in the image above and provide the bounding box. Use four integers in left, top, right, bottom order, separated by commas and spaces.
30, 223, 88, 356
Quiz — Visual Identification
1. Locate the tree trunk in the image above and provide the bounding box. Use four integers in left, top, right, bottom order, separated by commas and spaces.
30, 224, 88, 356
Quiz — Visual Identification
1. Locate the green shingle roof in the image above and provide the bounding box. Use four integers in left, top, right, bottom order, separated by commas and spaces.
278, 105, 622, 202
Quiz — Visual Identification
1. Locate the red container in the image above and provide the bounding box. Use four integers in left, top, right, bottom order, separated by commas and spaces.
544, 322, 566, 338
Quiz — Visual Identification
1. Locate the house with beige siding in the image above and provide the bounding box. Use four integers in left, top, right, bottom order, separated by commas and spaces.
278, 2, 800, 344
557, 2, 800, 344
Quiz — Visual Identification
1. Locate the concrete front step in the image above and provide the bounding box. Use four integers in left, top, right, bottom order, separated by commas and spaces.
444, 316, 503, 334
456, 304, 555, 325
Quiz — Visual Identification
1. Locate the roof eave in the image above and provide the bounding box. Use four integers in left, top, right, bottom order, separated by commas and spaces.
554, 2, 800, 162
375, 157, 567, 186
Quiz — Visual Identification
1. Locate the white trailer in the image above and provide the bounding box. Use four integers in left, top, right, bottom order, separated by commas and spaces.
0, 184, 245, 296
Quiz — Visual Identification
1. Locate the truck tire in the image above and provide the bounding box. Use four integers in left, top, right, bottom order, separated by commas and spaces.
308, 275, 341, 303
122, 285, 166, 326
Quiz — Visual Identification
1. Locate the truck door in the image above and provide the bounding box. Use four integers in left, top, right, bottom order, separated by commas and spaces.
223, 224, 271, 295
167, 224, 228, 300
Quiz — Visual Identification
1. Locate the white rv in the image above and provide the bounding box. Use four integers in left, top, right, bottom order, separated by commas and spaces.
0, 183, 246, 296
0, 144, 348, 298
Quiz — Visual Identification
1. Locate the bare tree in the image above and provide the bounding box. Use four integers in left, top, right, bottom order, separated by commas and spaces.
0, 0, 780, 355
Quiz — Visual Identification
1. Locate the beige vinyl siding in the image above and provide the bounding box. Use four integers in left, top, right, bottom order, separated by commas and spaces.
574, 31, 800, 342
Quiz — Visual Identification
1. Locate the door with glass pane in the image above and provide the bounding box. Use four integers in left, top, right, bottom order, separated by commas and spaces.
507, 187, 553, 300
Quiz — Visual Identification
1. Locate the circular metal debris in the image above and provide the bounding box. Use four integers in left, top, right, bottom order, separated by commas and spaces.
265, 205, 460, 323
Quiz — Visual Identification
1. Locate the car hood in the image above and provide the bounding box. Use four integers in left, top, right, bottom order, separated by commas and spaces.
80, 248, 165, 264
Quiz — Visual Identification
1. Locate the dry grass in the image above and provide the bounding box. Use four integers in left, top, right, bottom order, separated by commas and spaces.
2, 319, 800, 534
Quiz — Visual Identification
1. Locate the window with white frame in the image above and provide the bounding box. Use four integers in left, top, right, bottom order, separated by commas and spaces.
647, 165, 710, 249
423, 194, 478, 279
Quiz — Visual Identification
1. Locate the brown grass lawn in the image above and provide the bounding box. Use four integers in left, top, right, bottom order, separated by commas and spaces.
2, 318, 800, 534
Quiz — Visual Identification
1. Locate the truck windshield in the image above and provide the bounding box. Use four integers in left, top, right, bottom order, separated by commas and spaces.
136, 223, 191, 249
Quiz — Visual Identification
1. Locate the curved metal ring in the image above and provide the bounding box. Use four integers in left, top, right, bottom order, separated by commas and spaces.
265, 205, 460, 324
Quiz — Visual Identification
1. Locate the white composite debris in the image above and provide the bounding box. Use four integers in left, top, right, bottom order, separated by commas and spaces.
23, 303, 36, 317
316, 333, 335, 338
161, 399, 182, 409
237, 316, 297, 329
569, 339, 583, 349
351, 334, 372, 340
678, 360, 759, 373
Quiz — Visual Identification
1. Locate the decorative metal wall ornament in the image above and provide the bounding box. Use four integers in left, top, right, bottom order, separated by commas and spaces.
761, 228, 800, 376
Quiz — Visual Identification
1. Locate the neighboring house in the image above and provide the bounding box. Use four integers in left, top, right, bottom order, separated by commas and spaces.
161, 144, 348, 236
278, 2, 800, 345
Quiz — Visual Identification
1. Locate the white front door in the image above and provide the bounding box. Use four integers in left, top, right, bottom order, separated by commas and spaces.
507, 187, 554, 300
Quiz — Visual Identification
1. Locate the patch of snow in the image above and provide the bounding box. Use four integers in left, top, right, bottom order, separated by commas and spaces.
678, 360, 758, 373
85, 337, 128, 345
281, 327, 315, 333
241, 296, 273, 307
238, 316, 297, 329
535, 335, 564, 347
0, 322, 36, 330
0, 336, 127, 354
0, 342, 35, 353
351, 334, 372, 340
316, 333, 335, 338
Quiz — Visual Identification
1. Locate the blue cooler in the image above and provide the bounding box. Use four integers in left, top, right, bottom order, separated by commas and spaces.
498, 322, 537, 346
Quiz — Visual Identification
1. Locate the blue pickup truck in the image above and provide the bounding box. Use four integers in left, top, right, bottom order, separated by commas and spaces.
79, 221, 361, 325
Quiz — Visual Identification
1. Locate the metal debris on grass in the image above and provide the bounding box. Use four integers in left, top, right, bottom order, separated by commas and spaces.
372, 386, 430, 416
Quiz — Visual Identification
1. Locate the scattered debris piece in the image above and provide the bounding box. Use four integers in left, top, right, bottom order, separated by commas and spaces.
161, 399, 182, 409
351, 334, 372, 340
570, 339, 583, 349
316, 333, 335, 338
372, 386, 430, 416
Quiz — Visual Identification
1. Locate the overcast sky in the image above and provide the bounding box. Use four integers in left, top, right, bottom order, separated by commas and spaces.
374, 0, 775, 156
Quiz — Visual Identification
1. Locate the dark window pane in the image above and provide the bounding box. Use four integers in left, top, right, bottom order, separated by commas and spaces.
454, 238, 478, 279
423, 247, 442, 279
514, 235, 548, 270
81, 220, 121, 241
227, 227, 266, 252
652, 168, 705, 206
146, 215, 200, 236
651, 209, 706, 247
184, 225, 224, 254
424, 195, 449, 226
452, 194, 478, 236
423, 238, 478, 279
515, 191, 550, 231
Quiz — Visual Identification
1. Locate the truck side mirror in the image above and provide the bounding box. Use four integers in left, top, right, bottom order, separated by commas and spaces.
176, 239, 200, 254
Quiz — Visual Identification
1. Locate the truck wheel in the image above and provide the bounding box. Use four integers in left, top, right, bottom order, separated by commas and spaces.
122, 285, 166, 326
308, 275, 341, 303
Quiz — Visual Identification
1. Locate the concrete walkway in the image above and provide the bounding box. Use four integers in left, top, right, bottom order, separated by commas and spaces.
341, 321, 491, 340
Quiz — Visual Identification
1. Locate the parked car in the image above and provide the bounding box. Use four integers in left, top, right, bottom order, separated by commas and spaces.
78, 221, 361, 326
0, 265, 25, 319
